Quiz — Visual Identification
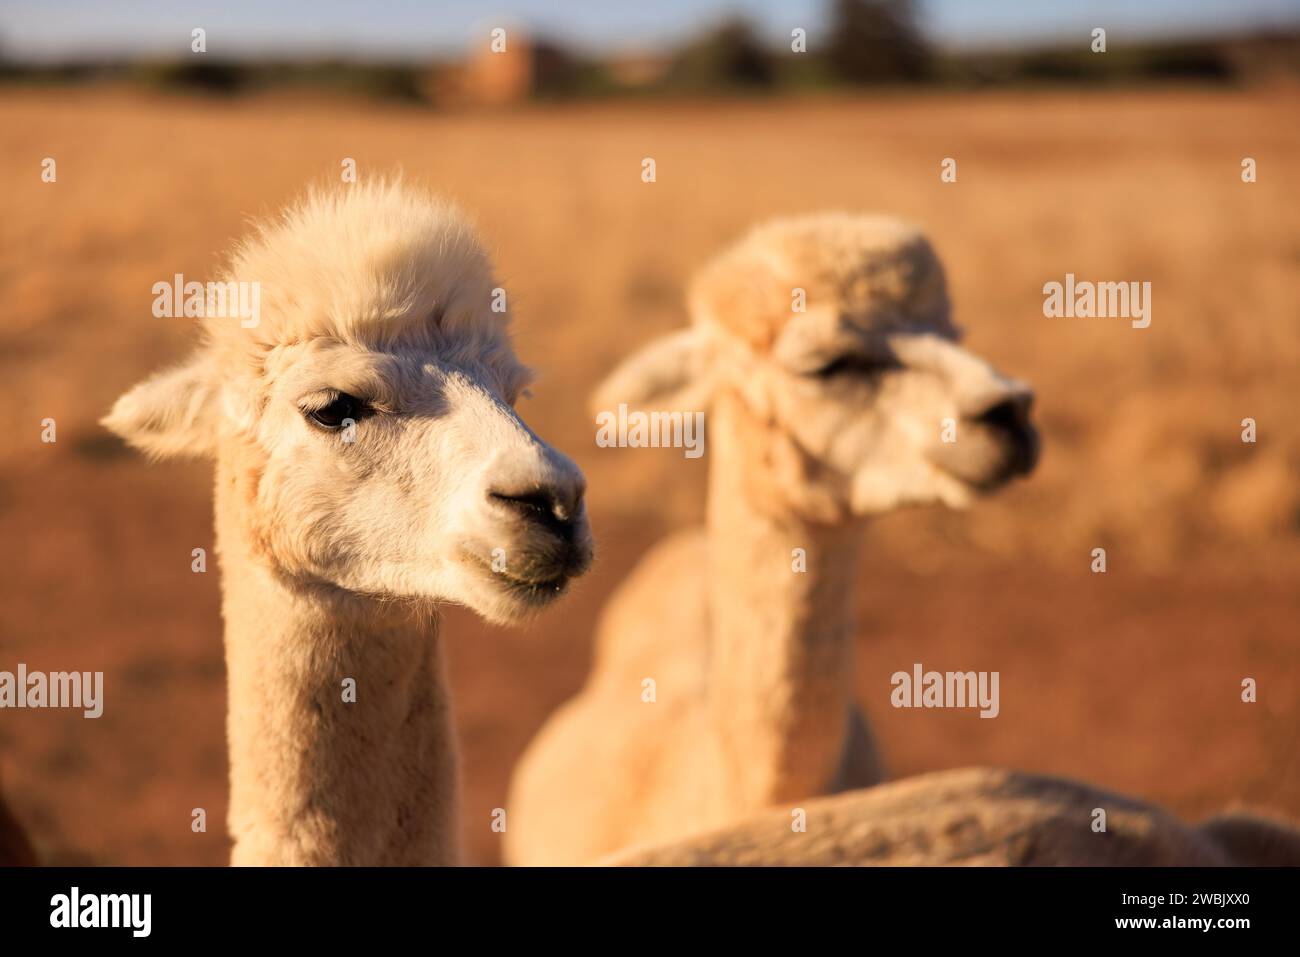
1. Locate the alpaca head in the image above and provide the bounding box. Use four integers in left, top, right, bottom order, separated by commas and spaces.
593, 213, 1038, 523
104, 182, 591, 623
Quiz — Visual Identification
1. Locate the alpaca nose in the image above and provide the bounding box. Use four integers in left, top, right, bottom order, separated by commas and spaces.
488, 480, 585, 538
972, 393, 1039, 476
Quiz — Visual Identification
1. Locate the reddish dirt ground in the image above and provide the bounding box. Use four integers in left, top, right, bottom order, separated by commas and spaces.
3, 470, 1296, 865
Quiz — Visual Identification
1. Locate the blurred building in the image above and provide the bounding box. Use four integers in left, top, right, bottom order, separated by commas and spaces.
605, 51, 671, 88
431, 29, 591, 106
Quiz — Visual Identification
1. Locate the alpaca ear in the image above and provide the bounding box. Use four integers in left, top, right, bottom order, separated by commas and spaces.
590, 328, 714, 416
102, 351, 221, 459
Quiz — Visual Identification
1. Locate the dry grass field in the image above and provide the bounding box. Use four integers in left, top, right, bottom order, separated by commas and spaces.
1, 84, 1297, 865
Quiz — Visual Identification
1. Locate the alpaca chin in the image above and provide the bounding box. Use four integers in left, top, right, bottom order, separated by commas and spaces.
450, 557, 585, 626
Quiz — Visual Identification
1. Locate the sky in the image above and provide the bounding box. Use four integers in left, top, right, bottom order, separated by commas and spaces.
3, 0, 1298, 62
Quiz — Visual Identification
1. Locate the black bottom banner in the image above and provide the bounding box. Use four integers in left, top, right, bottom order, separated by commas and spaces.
0, 865, 1289, 945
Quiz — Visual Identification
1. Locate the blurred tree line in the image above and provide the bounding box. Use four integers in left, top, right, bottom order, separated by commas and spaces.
650, 0, 931, 93
0, 0, 1294, 103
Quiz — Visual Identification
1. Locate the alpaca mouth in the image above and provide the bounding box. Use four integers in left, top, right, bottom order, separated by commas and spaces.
495, 568, 573, 604
462, 551, 579, 607
945, 461, 1024, 494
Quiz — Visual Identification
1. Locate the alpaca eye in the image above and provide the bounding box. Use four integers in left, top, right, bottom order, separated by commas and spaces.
305, 393, 369, 430
808, 355, 899, 379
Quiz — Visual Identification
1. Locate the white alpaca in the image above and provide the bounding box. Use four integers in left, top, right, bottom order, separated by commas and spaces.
104, 181, 593, 865
506, 214, 1039, 865
602, 768, 1300, 866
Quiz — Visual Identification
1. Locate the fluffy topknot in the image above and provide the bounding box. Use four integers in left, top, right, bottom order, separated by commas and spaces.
688, 213, 955, 351
209, 179, 508, 365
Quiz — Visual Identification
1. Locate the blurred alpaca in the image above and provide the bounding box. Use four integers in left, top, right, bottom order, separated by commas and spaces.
0, 780, 36, 866
506, 214, 1038, 865
104, 181, 591, 865
603, 769, 1300, 866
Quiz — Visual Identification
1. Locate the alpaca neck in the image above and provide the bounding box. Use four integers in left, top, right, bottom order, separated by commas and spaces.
705, 403, 862, 812
215, 453, 458, 866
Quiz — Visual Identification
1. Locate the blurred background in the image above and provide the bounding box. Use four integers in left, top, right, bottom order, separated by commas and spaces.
1, 0, 1297, 865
